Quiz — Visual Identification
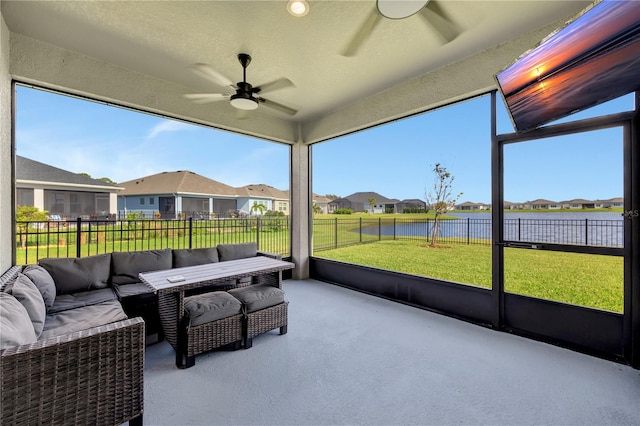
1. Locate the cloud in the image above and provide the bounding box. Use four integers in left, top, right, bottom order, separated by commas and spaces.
147, 120, 194, 139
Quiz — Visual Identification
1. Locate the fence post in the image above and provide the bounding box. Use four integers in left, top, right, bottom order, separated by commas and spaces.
256, 216, 261, 250
394, 218, 397, 240
379, 217, 381, 241
76, 217, 82, 258
467, 217, 470, 245
359, 217, 362, 243
518, 218, 521, 241
188, 217, 193, 248
334, 218, 338, 249
585, 218, 588, 245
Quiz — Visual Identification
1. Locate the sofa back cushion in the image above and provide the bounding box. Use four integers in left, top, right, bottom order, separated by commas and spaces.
22, 265, 56, 309
172, 247, 219, 268
111, 249, 172, 285
39, 254, 112, 295
217, 242, 258, 262
10, 273, 46, 337
0, 292, 37, 350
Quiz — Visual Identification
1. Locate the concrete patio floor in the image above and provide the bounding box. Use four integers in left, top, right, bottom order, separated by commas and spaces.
143, 279, 640, 425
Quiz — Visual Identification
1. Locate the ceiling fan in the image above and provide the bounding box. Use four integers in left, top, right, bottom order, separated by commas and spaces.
342, 0, 461, 57
184, 53, 298, 116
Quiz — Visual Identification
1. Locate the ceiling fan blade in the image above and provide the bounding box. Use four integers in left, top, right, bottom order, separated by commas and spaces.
190, 63, 236, 89
254, 78, 295, 95
183, 93, 229, 104
258, 98, 298, 116
341, 8, 383, 57
418, 1, 460, 44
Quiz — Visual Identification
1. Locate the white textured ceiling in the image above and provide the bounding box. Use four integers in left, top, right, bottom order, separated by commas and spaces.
2, 1, 591, 144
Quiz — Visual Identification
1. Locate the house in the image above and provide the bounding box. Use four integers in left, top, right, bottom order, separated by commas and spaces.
525, 199, 561, 210
312, 194, 332, 214
456, 201, 489, 211
328, 191, 396, 213
602, 197, 624, 208
396, 199, 427, 213
236, 184, 289, 215
117, 170, 237, 219
16, 156, 121, 219
560, 198, 596, 209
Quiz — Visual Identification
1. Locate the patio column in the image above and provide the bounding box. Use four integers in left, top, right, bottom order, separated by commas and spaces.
290, 141, 310, 279
0, 13, 13, 271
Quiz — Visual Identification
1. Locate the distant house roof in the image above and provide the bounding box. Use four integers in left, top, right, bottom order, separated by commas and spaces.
118, 170, 236, 196
236, 184, 288, 200
16, 156, 120, 189
312, 194, 333, 204
399, 198, 425, 204
337, 191, 396, 204
560, 198, 594, 204
529, 199, 557, 205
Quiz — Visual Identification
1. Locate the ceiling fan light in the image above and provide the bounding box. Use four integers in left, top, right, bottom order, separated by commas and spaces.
230, 95, 259, 111
377, 0, 429, 19
287, 0, 309, 17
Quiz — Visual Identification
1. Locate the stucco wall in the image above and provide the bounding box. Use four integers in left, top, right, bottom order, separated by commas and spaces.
0, 12, 13, 272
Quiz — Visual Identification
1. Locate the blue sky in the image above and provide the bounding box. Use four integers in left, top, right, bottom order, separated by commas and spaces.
16, 86, 631, 204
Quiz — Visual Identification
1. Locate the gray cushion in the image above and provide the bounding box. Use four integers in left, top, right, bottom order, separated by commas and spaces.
113, 283, 154, 299
39, 254, 112, 295
227, 284, 285, 313
111, 249, 172, 285
10, 273, 46, 337
48, 288, 118, 314
40, 300, 128, 340
172, 247, 219, 268
22, 264, 56, 309
184, 291, 242, 327
217, 242, 257, 262
0, 292, 37, 350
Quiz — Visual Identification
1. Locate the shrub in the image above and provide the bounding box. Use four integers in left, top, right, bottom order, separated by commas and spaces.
334, 208, 353, 215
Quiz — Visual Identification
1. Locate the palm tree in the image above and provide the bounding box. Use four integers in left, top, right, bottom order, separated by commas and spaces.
312, 202, 322, 215
250, 201, 266, 215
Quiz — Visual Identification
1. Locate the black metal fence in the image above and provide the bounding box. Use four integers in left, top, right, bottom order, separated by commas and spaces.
15, 217, 290, 265
15, 216, 624, 264
312, 217, 624, 252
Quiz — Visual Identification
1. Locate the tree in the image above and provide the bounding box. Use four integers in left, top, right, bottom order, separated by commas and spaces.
16, 205, 49, 248
425, 163, 462, 247
312, 202, 322, 215
98, 177, 117, 184
324, 194, 339, 200
368, 197, 376, 214
250, 201, 266, 215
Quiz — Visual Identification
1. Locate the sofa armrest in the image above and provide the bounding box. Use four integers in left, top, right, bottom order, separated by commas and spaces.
1, 317, 145, 426
257, 251, 282, 260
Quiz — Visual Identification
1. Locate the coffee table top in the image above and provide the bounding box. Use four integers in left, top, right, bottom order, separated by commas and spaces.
139, 256, 295, 294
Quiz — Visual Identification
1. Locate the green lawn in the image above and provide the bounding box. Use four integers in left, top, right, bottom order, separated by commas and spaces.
314, 240, 623, 313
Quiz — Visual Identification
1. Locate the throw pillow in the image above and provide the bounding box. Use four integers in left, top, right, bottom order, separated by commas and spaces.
217, 242, 258, 262
0, 292, 37, 350
22, 264, 56, 309
39, 253, 111, 295
10, 273, 47, 337
172, 247, 219, 268
111, 249, 172, 285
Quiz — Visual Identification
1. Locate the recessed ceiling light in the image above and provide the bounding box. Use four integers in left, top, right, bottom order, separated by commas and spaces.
287, 0, 309, 17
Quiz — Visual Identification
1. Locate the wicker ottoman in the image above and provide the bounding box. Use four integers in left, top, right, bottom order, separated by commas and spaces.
177, 291, 243, 368
227, 284, 288, 349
